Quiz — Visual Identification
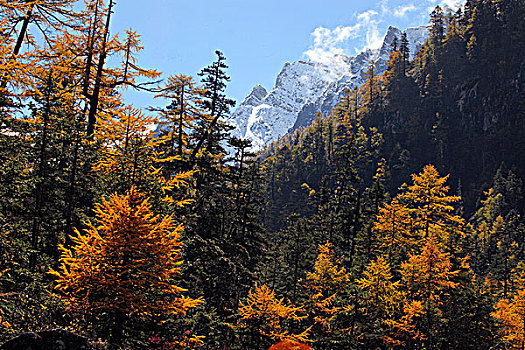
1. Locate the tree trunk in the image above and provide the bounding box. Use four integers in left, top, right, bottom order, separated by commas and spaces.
86, 0, 114, 137
30, 72, 53, 268
110, 309, 125, 349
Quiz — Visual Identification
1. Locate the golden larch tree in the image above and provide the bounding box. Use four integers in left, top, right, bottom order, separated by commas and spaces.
93, 104, 196, 204
50, 187, 202, 348
493, 289, 525, 350
396, 235, 460, 347
400, 164, 464, 243
238, 283, 310, 345
493, 266, 525, 349
375, 198, 415, 260
303, 242, 351, 341
358, 256, 403, 320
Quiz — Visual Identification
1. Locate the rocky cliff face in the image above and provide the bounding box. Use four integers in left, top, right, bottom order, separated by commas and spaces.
228, 26, 428, 151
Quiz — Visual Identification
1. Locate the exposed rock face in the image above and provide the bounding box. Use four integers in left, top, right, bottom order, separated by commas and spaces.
228, 26, 428, 151
0, 329, 90, 350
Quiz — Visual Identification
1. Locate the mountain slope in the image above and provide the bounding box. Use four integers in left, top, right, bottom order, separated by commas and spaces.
228, 26, 428, 150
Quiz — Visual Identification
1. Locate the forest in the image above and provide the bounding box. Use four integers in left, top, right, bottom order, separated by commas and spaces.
0, 0, 524, 349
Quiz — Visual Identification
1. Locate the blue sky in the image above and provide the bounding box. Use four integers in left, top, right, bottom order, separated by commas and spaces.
110, 0, 463, 110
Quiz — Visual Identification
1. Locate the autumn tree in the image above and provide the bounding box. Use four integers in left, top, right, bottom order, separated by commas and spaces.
303, 242, 353, 348
50, 188, 202, 348
238, 283, 310, 349
374, 198, 415, 262
0, 0, 79, 103
268, 340, 312, 350
400, 164, 464, 246
493, 268, 525, 349
93, 103, 196, 205
396, 235, 460, 348
358, 256, 403, 345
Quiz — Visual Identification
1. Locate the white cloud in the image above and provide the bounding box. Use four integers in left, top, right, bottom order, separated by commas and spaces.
356, 10, 383, 51
394, 4, 417, 17
304, 9, 383, 62
439, 0, 464, 11
427, 0, 465, 11
304, 25, 360, 63
303, 0, 466, 64
357, 9, 379, 21
379, 0, 390, 15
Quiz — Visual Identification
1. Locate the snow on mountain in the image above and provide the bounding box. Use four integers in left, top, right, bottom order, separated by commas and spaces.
228, 26, 428, 151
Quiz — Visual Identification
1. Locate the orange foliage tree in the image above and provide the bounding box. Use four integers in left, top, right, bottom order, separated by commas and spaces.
493, 267, 525, 349
399, 164, 464, 244
50, 187, 202, 348
303, 241, 351, 340
238, 283, 310, 347
493, 289, 525, 350
268, 339, 312, 350
391, 235, 460, 348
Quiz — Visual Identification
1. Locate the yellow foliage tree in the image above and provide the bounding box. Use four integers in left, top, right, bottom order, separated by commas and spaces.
493, 289, 525, 350
493, 267, 525, 349
396, 235, 459, 347
238, 283, 310, 344
50, 187, 202, 348
375, 165, 464, 262
400, 164, 464, 243
357, 256, 405, 347
303, 242, 351, 341
358, 256, 403, 320
93, 104, 196, 204
306, 242, 350, 296
374, 198, 415, 259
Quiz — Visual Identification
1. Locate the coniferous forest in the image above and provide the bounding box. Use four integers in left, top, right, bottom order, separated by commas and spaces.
0, 0, 524, 349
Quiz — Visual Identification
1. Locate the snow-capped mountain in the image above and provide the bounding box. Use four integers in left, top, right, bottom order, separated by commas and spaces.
228, 26, 428, 151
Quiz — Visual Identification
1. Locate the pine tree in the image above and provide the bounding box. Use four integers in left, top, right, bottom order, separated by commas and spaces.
429, 6, 445, 47
191, 50, 235, 161
399, 32, 410, 74
361, 62, 380, 110
154, 74, 206, 162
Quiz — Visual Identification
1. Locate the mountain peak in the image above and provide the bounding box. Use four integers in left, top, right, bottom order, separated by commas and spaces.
240, 84, 268, 107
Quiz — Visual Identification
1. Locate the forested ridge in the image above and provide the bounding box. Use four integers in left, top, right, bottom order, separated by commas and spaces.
0, 0, 524, 349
